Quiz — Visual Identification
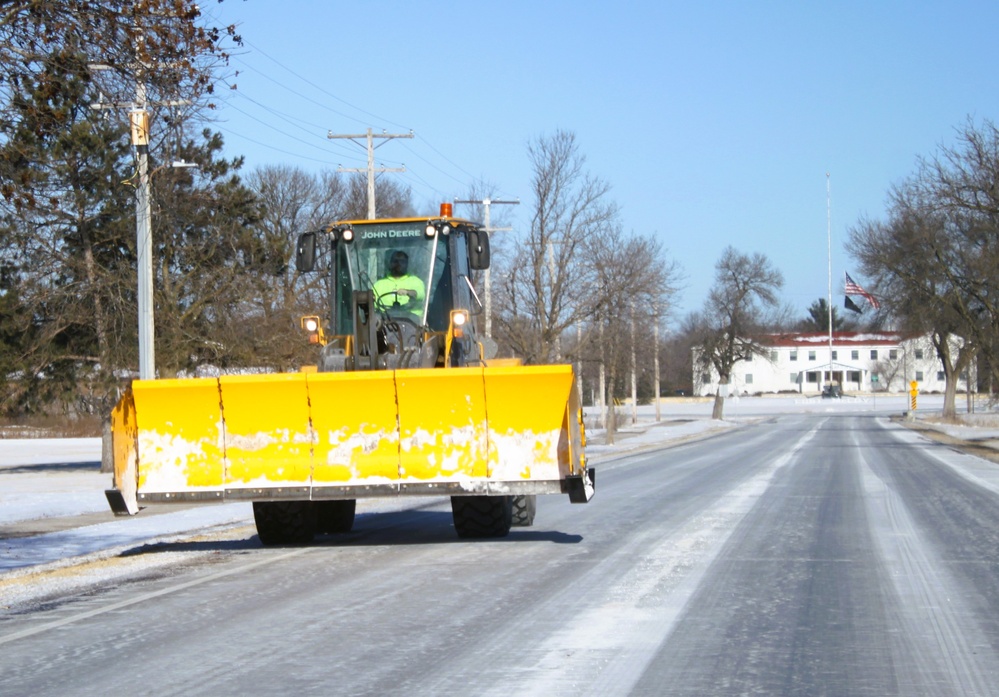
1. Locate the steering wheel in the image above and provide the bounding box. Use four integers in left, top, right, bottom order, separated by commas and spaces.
374, 288, 415, 308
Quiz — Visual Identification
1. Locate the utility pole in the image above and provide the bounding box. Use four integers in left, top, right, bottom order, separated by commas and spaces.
90, 54, 191, 380
453, 197, 519, 338
132, 95, 154, 380
328, 128, 413, 219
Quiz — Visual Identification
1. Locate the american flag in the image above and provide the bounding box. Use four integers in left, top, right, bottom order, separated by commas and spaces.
844, 272, 880, 309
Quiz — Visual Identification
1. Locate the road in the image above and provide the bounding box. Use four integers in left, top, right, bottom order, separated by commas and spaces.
4, 413, 999, 696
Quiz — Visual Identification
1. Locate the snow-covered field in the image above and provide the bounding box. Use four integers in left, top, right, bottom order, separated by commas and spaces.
1, 394, 994, 592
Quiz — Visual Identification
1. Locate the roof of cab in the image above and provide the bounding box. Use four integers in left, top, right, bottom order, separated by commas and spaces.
329, 215, 479, 227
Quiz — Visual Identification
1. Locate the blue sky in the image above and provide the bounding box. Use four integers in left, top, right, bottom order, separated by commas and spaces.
205, 1, 999, 326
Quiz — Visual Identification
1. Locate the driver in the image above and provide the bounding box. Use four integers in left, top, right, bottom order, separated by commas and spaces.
372, 250, 425, 317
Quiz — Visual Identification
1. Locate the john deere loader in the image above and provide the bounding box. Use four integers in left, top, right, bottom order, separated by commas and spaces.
106, 204, 594, 543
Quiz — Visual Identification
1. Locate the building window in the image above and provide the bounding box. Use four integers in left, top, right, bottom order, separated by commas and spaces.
790, 350, 797, 361
890, 349, 898, 360
771, 351, 778, 361
702, 373, 710, 384
848, 371, 860, 382
915, 371, 924, 381
937, 371, 945, 381
806, 372, 819, 383
808, 351, 816, 361
831, 350, 838, 360
745, 374, 753, 384
915, 349, 924, 359
871, 350, 878, 360
851, 350, 859, 360
790, 372, 798, 383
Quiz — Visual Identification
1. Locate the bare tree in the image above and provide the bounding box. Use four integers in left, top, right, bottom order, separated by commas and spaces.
583, 226, 681, 442
248, 166, 343, 308
340, 174, 415, 221
694, 247, 784, 419
848, 153, 981, 417
871, 355, 904, 392
918, 119, 999, 397
242, 165, 357, 369
493, 130, 618, 364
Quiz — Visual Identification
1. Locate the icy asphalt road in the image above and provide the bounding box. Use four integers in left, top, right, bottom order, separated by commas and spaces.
4, 398, 999, 694
0, 395, 992, 576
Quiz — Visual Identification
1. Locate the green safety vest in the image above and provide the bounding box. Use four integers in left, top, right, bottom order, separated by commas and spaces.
372, 274, 425, 315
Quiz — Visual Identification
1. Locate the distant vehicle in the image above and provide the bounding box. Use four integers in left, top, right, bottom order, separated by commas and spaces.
821, 385, 842, 398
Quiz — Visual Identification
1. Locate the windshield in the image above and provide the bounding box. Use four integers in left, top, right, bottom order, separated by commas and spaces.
331, 221, 452, 334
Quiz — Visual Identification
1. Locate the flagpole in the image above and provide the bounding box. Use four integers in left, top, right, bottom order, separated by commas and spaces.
827, 173, 833, 387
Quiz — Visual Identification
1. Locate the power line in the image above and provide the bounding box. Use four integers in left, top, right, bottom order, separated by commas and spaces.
217, 126, 347, 166
223, 100, 363, 162
242, 40, 411, 131
231, 57, 373, 129
223, 43, 507, 202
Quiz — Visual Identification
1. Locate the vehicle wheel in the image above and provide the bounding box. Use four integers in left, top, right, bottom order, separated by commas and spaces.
253, 501, 317, 545
315, 500, 356, 534
511, 495, 537, 527
450, 495, 513, 538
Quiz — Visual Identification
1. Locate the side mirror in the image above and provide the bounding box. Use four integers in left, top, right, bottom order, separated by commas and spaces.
468, 229, 490, 270
296, 232, 317, 272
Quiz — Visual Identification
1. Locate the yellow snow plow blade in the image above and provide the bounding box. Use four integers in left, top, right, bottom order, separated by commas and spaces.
106, 365, 591, 514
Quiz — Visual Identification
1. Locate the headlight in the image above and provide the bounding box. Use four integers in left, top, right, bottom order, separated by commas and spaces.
303, 317, 319, 332
453, 311, 467, 327
341, 227, 354, 242
425, 224, 436, 238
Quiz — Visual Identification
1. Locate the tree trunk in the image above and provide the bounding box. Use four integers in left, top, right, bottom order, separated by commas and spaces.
712, 391, 725, 420
942, 376, 958, 419
81, 228, 110, 370
605, 371, 617, 445
712, 375, 729, 420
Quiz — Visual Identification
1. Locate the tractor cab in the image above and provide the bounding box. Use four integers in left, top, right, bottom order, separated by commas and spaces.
296, 206, 490, 370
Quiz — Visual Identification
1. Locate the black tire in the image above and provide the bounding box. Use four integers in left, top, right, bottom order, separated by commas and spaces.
253, 501, 317, 545
450, 495, 513, 538
511, 495, 537, 527
315, 499, 356, 534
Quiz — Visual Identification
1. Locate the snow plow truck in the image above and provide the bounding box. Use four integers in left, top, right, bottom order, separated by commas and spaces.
105, 204, 594, 543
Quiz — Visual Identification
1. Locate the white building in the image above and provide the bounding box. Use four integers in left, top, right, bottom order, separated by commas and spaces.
694, 331, 975, 396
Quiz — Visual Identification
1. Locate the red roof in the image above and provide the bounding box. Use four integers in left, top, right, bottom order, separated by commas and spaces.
763, 331, 907, 348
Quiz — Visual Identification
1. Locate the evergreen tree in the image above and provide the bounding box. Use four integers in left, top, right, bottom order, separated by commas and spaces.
0, 47, 134, 415
799, 297, 853, 333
